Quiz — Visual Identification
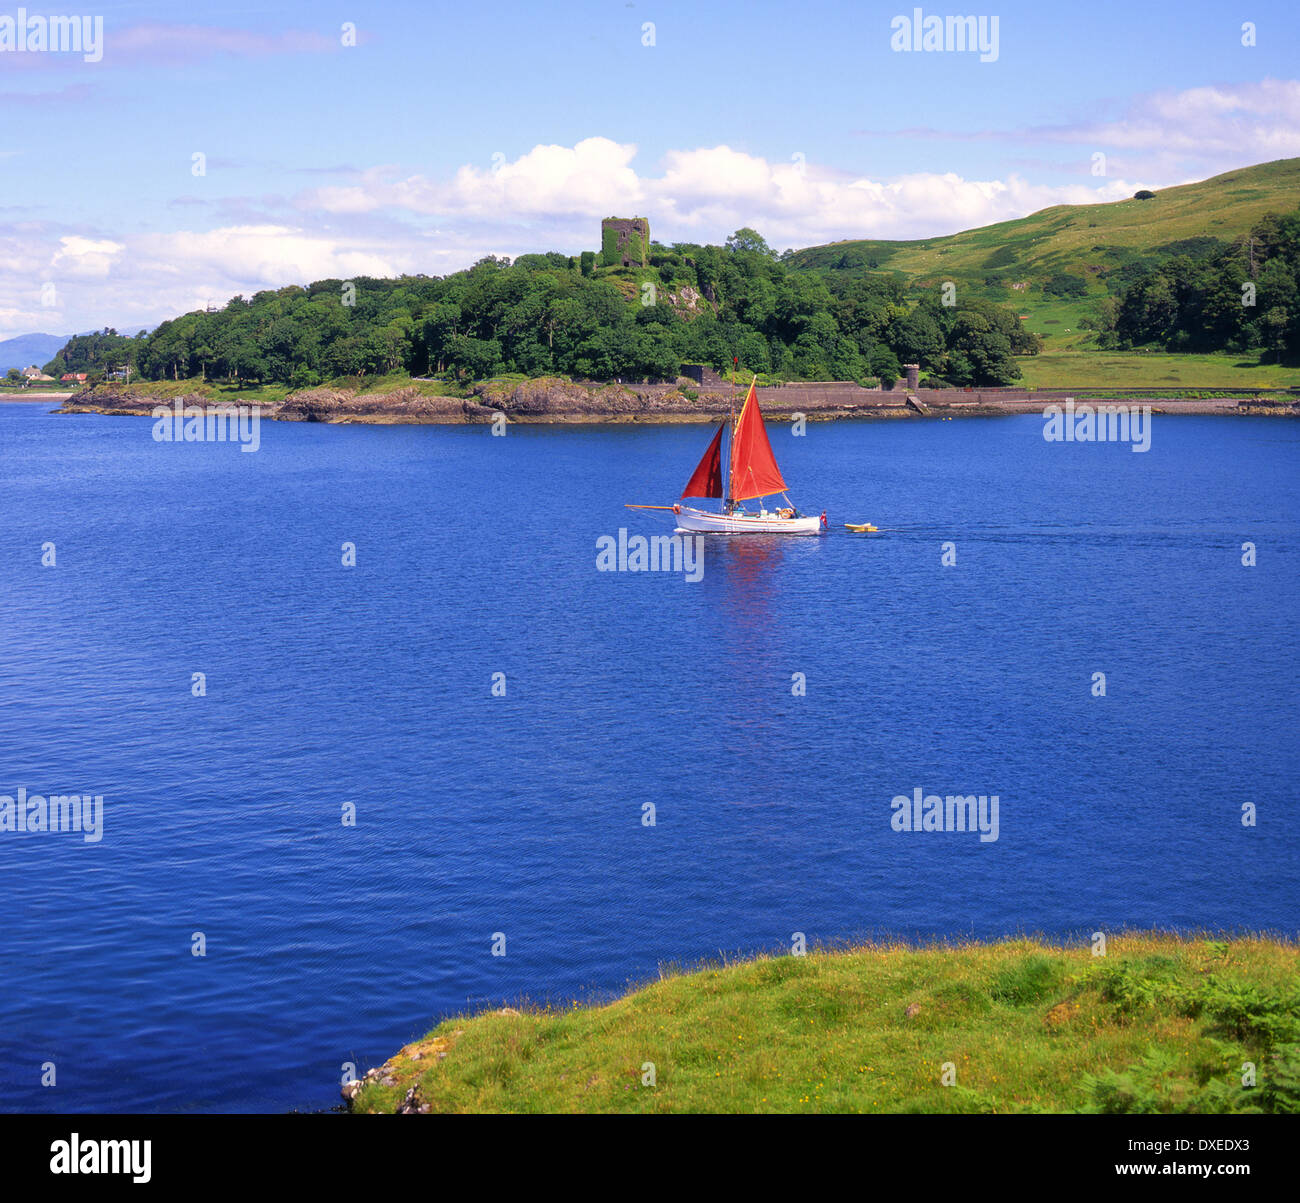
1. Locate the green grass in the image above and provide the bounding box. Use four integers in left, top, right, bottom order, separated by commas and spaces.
70, 374, 466, 403
790, 158, 1300, 353
79, 378, 296, 404
1015, 350, 1300, 390
791, 159, 1300, 284
341, 371, 461, 398
350, 933, 1299, 1114
1013, 293, 1100, 350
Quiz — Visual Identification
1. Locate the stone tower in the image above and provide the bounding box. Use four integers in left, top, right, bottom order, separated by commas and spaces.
600, 217, 650, 268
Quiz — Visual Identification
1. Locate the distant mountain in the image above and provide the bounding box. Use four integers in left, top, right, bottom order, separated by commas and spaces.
0, 332, 72, 374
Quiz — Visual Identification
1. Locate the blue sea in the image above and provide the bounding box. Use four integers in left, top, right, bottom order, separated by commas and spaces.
1, 400, 1296, 1112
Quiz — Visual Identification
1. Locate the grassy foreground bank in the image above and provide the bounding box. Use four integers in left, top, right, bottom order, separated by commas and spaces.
350, 934, 1299, 1114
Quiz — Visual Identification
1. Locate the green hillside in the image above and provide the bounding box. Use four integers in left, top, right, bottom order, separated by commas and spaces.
789, 158, 1300, 357
790, 158, 1300, 280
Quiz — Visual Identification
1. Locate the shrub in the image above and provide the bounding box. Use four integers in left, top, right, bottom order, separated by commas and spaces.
1085, 1048, 1234, 1114
1043, 273, 1089, 299
1194, 978, 1300, 1045
1093, 957, 1184, 1015
991, 955, 1066, 1006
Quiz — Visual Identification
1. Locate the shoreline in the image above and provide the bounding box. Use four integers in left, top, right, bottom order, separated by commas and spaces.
0, 390, 75, 403
48, 378, 1300, 425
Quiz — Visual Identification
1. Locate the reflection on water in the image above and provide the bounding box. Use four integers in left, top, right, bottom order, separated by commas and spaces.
695, 535, 835, 709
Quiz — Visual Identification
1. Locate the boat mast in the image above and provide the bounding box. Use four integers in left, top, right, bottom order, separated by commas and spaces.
725, 355, 737, 511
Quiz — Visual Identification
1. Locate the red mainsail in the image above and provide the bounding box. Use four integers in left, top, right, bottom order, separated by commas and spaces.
729, 381, 788, 501
681, 421, 725, 498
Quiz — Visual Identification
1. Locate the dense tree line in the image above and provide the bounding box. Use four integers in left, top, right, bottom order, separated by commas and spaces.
1093, 209, 1300, 360
44, 328, 146, 376
45, 229, 1042, 389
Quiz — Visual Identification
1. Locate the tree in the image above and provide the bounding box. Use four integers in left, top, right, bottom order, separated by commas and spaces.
421, 302, 461, 373
890, 309, 945, 371
1260, 307, 1290, 363
869, 346, 900, 388
946, 311, 1020, 385
448, 335, 503, 380
725, 228, 777, 260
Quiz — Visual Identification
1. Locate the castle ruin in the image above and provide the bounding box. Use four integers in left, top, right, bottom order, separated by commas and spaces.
600, 217, 650, 268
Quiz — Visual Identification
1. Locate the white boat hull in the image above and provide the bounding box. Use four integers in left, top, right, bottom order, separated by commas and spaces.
675, 507, 824, 535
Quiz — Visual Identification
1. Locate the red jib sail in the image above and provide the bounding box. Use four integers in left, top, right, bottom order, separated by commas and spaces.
681, 421, 725, 498
729, 381, 788, 501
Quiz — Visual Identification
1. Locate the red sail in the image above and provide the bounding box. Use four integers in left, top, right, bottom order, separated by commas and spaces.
729, 381, 788, 500
681, 421, 725, 498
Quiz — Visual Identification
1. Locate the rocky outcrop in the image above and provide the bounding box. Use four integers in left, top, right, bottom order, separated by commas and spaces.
468, 376, 908, 422
342, 1031, 465, 1113
54, 385, 177, 417
51, 378, 1289, 426
54, 376, 908, 426
276, 385, 496, 424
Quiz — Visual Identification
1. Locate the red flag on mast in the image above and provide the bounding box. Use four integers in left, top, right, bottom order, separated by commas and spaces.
681, 421, 725, 499
729, 381, 788, 501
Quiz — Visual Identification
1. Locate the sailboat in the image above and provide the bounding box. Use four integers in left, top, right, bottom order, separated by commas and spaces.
629, 378, 826, 535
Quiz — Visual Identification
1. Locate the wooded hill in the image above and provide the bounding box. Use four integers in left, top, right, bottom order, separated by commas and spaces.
43, 160, 1300, 390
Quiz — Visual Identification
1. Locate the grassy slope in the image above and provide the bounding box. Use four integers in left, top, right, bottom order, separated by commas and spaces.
1017, 352, 1300, 391
789, 158, 1300, 382
789, 159, 1300, 284
352, 934, 1298, 1114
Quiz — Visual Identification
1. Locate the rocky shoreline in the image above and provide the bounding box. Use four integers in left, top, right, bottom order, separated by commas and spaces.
51, 376, 1300, 424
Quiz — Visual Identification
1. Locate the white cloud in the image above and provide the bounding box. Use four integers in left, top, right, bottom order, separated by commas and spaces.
51, 235, 124, 277
132, 225, 400, 285
302, 138, 645, 219
874, 78, 1300, 179
0, 305, 55, 329
0, 223, 419, 336
298, 137, 1138, 246
1100, 79, 1300, 158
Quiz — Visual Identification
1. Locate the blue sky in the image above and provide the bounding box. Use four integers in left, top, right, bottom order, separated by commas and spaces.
2, 0, 1298, 333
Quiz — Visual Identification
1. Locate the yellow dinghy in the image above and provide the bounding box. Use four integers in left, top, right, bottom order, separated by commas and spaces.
844, 522, 878, 532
